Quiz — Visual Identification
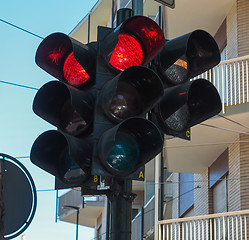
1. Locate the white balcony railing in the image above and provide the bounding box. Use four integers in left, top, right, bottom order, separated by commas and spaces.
193, 55, 249, 114
158, 209, 249, 240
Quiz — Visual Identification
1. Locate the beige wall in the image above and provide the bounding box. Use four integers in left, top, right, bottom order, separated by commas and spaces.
171, 132, 249, 219
227, 2, 238, 59
237, 0, 249, 57
228, 135, 241, 211
227, 0, 249, 59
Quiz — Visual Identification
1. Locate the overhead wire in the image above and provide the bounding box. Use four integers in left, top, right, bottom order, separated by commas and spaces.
0, 80, 39, 91
217, 114, 249, 130
0, 18, 44, 39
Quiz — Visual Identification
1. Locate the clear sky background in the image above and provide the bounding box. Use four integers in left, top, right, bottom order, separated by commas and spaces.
0, 1, 98, 239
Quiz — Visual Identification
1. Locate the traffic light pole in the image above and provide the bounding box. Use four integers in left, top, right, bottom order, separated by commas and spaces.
108, 178, 135, 240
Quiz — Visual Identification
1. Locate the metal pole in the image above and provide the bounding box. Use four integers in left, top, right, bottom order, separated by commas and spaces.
111, 0, 114, 28
132, 0, 143, 16
76, 209, 79, 240
154, 154, 161, 240
0, 160, 4, 240
160, 152, 164, 220
140, 207, 144, 240
62, 205, 80, 240
87, 11, 91, 43
106, 198, 110, 240
109, 178, 135, 240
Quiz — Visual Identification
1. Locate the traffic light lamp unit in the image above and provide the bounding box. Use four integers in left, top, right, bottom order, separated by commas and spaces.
30, 16, 221, 188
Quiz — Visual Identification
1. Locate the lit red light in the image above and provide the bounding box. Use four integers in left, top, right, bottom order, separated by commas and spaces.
49, 48, 65, 65
109, 34, 144, 71
179, 92, 188, 96
63, 52, 90, 86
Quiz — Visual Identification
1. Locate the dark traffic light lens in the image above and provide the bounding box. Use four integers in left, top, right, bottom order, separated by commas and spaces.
60, 99, 88, 137
60, 151, 86, 184
109, 34, 144, 71
164, 105, 190, 131
63, 52, 90, 86
109, 82, 142, 121
107, 132, 140, 172
163, 58, 189, 85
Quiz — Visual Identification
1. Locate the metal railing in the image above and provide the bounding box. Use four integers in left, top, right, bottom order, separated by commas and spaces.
132, 196, 155, 240
158, 209, 249, 240
193, 55, 249, 114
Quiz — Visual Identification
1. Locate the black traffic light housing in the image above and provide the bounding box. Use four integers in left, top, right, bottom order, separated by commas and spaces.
151, 29, 222, 139
155, 30, 220, 87
35, 32, 96, 88
151, 79, 222, 139
91, 22, 165, 178
31, 14, 222, 188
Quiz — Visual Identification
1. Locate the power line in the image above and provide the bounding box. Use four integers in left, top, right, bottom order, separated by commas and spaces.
0, 18, 44, 39
0, 80, 39, 91
200, 123, 249, 135
218, 114, 249, 130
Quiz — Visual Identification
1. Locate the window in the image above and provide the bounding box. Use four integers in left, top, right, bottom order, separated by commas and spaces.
179, 173, 194, 217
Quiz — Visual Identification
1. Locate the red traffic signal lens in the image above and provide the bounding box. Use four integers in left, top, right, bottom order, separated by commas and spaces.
63, 52, 90, 86
109, 34, 144, 71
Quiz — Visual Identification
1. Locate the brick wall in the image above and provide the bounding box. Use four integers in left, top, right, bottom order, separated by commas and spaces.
228, 135, 241, 211
237, 0, 249, 57
239, 134, 249, 210
227, 2, 238, 59
194, 169, 210, 216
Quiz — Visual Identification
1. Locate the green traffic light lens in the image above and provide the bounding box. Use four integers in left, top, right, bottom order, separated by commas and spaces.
60, 152, 86, 184
107, 132, 140, 172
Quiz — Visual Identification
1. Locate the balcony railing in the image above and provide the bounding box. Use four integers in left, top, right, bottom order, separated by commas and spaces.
158, 209, 249, 240
193, 55, 249, 114
132, 196, 155, 240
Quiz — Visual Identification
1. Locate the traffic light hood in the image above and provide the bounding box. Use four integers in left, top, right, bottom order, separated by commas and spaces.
101, 16, 165, 72
33, 81, 95, 137
35, 33, 96, 88
154, 79, 222, 134
99, 66, 164, 122
30, 130, 92, 186
97, 117, 163, 176
157, 30, 220, 86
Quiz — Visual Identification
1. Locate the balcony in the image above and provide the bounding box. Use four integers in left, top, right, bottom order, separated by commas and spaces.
58, 190, 105, 228
194, 55, 249, 114
158, 209, 249, 239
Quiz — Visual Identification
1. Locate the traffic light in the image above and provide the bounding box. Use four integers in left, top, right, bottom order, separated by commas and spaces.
92, 16, 165, 178
30, 33, 96, 187
31, 15, 222, 186
151, 30, 222, 139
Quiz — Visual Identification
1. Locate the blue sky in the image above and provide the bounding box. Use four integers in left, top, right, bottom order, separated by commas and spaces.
0, 1, 98, 239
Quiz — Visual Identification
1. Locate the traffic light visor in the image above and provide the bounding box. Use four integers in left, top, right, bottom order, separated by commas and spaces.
33, 81, 94, 137
158, 30, 220, 86
102, 16, 165, 72
30, 130, 91, 186
156, 79, 222, 133
100, 66, 164, 122
35, 33, 96, 88
97, 117, 163, 176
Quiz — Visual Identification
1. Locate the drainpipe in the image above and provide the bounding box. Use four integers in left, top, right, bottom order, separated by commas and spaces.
154, 154, 160, 240
87, 11, 91, 43
106, 198, 110, 240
